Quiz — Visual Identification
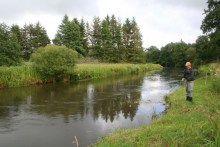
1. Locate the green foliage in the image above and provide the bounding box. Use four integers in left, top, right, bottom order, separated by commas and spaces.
146, 46, 160, 63
158, 41, 189, 67
54, 15, 145, 63
0, 23, 21, 66
200, 0, 220, 61
201, 0, 220, 34
53, 15, 85, 56
20, 22, 50, 60
0, 62, 40, 88
30, 45, 77, 81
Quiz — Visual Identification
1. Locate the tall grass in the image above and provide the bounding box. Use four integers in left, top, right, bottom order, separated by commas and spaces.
0, 62, 41, 88
70, 63, 162, 80
0, 63, 162, 88
95, 63, 220, 147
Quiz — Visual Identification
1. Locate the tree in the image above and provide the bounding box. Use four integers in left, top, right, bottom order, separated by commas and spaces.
101, 15, 113, 62
201, 0, 220, 34
110, 15, 125, 62
80, 19, 89, 56
53, 15, 84, 56
90, 17, 102, 59
195, 35, 212, 62
145, 46, 160, 64
122, 18, 144, 63
201, 0, 220, 61
0, 23, 21, 66
20, 22, 50, 60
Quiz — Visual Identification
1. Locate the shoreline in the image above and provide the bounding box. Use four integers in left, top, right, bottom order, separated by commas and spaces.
0, 63, 162, 89
95, 76, 220, 146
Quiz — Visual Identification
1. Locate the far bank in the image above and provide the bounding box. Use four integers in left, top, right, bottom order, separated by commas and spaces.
0, 63, 162, 88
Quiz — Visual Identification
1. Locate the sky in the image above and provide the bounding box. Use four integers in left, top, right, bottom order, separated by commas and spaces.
0, 0, 208, 48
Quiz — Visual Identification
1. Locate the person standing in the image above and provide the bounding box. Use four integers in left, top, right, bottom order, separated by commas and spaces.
182, 62, 194, 102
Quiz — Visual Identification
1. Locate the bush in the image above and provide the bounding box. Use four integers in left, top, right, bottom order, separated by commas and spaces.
30, 45, 77, 81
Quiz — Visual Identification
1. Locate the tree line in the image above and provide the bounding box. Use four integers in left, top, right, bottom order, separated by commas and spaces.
0, 0, 219, 67
0, 14, 145, 66
53, 14, 144, 63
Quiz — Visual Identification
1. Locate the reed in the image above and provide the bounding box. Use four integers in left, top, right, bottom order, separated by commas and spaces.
70, 63, 162, 80
0, 63, 162, 88
0, 62, 41, 88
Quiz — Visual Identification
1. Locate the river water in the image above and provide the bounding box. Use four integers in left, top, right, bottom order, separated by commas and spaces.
0, 69, 181, 147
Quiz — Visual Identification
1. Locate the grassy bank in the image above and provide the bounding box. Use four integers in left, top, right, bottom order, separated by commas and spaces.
71, 63, 162, 80
0, 63, 162, 88
95, 63, 220, 147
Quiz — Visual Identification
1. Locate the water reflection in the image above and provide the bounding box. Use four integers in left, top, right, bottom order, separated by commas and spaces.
0, 69, 180, 147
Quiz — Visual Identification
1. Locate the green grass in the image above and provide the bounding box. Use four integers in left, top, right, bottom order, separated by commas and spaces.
0, 63, 162, 88
95, 64, 220, 147
0, 62, 41, 88
70, 63, 162, 80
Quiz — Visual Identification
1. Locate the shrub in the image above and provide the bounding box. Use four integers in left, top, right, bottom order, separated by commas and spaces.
30, 45, 77, 81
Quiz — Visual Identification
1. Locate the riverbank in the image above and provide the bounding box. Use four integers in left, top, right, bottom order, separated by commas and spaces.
0, 63, 162, 88
95, 63, 220, 146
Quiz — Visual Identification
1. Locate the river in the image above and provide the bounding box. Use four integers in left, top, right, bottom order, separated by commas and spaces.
0, 69, 181, 147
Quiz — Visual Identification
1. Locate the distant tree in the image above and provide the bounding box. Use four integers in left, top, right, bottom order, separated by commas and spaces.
90, 17, 102, 59
53, 15, 84, 56
145, 46, 160, 64
11, 24, 22, 45
195, 35, 212, 62
20, 22, 50, 60
110, 15, 125, 62
101, 15, 113, 61
0, 23, 21, 66
122, 18, 144, 63
80, 19, 89, 56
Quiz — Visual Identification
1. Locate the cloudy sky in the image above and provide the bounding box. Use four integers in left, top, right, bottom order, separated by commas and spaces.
0, 0, 207, 48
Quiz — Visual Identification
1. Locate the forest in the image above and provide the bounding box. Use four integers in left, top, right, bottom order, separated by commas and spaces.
0, 0, 219, 69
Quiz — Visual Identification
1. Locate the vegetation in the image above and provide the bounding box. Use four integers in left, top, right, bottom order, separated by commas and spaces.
0, 62, 162, 88
0, 23, 21, 66
30, 45, 78, 81
95, 63, 220, 147
0, 62, 40, 88
53, 15, 145, 63
70, 63, 162, 81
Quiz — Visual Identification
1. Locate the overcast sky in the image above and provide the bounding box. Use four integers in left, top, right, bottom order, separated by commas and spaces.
0, 0, 207, 48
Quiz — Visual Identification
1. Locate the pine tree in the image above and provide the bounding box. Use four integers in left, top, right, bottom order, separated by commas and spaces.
101, 16, 113, 61
80, 19, 89, 56
53, 15, 84, 56
90, 17, 102, 59
122, 18, 144, 63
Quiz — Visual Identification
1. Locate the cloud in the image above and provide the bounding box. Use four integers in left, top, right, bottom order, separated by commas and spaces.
0, 0, 207, 48
0, 0, 99, 20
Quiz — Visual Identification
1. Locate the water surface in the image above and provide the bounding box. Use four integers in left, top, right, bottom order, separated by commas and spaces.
0, 69, 181, 147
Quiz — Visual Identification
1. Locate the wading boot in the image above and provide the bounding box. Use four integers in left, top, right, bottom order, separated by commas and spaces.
188, 97, 192, 102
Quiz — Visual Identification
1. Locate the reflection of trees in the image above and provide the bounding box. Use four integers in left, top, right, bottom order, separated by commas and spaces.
92, 79, 141, 122
0, 74, 143, 123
